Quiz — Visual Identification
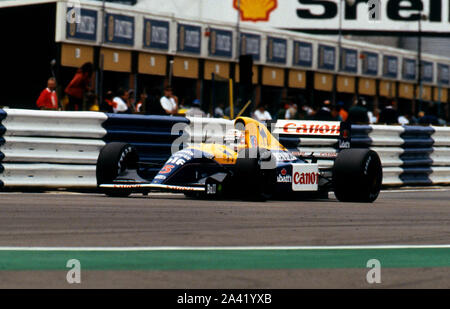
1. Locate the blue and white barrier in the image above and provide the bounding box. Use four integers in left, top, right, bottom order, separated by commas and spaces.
0, 109, 189, 188
0, 109, 106, 188
0, 108, 450, 189
351, 125, 450, 185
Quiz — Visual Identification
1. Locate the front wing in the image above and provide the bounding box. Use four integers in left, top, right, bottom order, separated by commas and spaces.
99, 183, 206, 193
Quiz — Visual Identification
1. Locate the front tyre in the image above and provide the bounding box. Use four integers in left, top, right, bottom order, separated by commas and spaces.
333, 149, 382, 203
234, 148, 276, 201
96, 142, 139, 197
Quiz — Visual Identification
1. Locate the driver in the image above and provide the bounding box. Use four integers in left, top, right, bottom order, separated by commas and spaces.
224, 129, 245, 152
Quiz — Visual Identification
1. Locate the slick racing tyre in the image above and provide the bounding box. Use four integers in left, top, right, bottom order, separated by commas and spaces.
234, 148, 276, 201
96, 142, 139, 197
332, 149, 382, 203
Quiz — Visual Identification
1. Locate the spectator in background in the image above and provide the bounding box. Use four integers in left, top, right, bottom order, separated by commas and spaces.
418, 110, 439, 126
313, 100, 333, 121
112, 88, 129, 114
368, 109, 378, 124
409, 113, 419, 125
186, 99, 206, 117
277, 102, 290, 120
302, 105, 315, 120
135, 92, 147, 114
36, 77, 58, 110
286, 104, 300, 120
64, 62, 93, 111
337, 101, 348, 122
330, 105, 343, 121
253, 105, 272, 122
224, 105, 231, 119
214, 103, 225, 118
398, 112, 410, 125
127, 89, 136, 113
160, 87, 179, 115
100, 90, 114, 113
371, 108, 381, 124
378, 101, 399, 124
348, 97, 369, 124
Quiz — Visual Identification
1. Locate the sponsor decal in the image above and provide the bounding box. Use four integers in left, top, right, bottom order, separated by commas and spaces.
277, 168, 292, 183
293, 172, 319, 185
292, 164, 319, 191
160, 164, 175, 174
114, 184, 137, 189
166, 157, 187, 166
294, 0, 450, 34
292, 151, 337, 158
273, 152, 297, 162
276, 120, 340, 136
206, 183, 217, 195
170, 186, 200, 191
339, 140, 351, 149
176, 150, 195, 161
233, 0, 278, 22
154, 175, 167, 180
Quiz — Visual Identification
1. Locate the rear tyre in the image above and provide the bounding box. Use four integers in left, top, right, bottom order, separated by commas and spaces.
333, 149, 382, 203
96, 142, 139, 197
234, 148, 276, 201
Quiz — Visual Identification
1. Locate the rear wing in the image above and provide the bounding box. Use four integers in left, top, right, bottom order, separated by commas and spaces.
270, 120, 351, 160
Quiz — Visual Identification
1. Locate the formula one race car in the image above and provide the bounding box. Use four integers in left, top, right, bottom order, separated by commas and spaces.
97, 117, 382, 202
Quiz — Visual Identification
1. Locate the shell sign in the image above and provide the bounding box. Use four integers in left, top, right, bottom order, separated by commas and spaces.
233, 0, 277, 22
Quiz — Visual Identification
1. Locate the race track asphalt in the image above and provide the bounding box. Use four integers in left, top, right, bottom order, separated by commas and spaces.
0, 189, 448, 288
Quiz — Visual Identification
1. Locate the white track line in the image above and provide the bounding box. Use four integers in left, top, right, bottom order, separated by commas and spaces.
0, 245, 449, 251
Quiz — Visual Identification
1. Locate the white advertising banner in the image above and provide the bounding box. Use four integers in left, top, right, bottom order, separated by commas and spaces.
136, 0, 450, 34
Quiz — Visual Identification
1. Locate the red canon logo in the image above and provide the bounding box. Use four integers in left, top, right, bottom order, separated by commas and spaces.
283, 123, 340, 135
294, 172, 319, 185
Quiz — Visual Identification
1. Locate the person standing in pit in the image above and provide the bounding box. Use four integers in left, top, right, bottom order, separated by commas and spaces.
64, 62, 94, 111
112, 88, 130, 114
36, 77, 59, 110
160, 87, 179, 115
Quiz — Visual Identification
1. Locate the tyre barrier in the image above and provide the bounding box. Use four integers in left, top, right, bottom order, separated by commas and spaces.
0, 108, 449, 189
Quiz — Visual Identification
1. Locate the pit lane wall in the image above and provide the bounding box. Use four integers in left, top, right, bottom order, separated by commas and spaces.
0, 109, 449, 189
